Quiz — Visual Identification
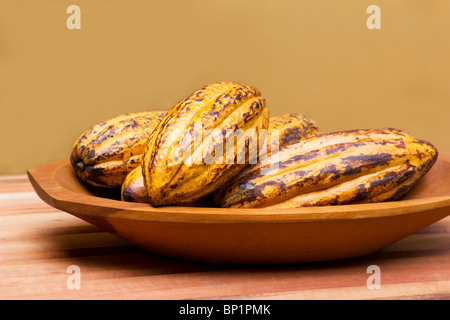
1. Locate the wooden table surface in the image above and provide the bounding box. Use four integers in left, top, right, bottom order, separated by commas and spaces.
1, 175, 450, 300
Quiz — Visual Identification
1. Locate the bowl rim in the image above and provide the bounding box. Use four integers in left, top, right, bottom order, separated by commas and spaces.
27, 156, 450, 224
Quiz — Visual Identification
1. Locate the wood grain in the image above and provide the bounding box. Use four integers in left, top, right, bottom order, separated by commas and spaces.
0, 174, 449, 299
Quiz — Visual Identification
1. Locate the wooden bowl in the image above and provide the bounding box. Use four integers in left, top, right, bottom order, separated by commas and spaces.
27, 153, 450, 264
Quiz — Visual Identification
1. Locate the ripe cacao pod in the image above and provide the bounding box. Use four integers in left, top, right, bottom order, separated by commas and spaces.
141, 81, 270, 206
121, 113, 319, 203
121, 165, 148, 203
219, 128, 438, 208
268, 113, 319, 150
213, 113, 320, 205
70, 110, 166, 188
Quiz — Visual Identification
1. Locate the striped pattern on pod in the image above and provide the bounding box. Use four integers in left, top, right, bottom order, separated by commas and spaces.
70, 111, 166, 188
122, 113, 320, 204
219, 128, 438, 208
141, 82, 270, 206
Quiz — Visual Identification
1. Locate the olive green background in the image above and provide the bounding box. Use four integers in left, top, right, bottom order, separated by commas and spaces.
1, 0, 449, 174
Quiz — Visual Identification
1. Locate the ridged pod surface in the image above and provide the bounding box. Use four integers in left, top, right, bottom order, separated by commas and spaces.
268, 113, 319, 150
213, 113, 320, 205
142, 81, 269, 206
122, 113, 319, 203
219, 128, 438, 208
70, 111, 166, 188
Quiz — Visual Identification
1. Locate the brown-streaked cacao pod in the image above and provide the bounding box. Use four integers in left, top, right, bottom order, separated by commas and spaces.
122, 113, 320, 204
213, 113, 320, 205
141, 81, 270, 206
267, 113, 319, 150
219, 128, 438, 208
70, 110, 166, 188
121, 166, 148, 203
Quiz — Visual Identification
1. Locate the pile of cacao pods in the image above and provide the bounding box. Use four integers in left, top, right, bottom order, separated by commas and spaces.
70, 81, 438, 208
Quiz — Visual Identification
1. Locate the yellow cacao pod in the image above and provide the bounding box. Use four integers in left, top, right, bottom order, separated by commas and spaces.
213, 113, 320, 205
268, 113, 319, 150
141, 81, 270, 206
219, 128, 438, 208
121, 113, 319, 203
121, 166, 148, 202
70, 110, 166, 188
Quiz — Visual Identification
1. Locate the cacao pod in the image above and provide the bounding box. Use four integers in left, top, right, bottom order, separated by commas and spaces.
213, 113, 320, 205
268, 113, 319, 150
219, 128, 438, 208
141, 81, 269, 206
121, 113, 319, 203
70, 110, 166, 188
121, 165, 148, 202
